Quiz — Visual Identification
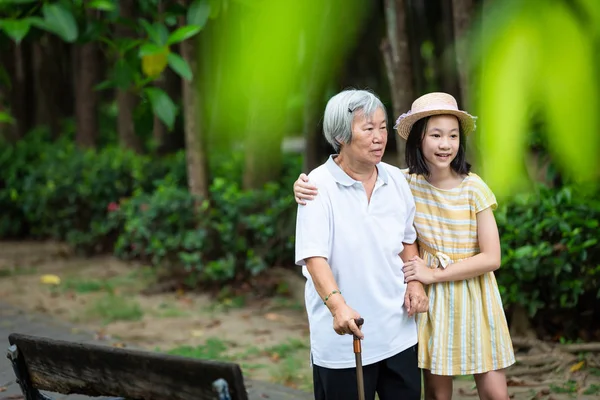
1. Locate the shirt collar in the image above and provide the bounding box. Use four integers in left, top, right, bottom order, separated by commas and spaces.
325, 155, 389, 186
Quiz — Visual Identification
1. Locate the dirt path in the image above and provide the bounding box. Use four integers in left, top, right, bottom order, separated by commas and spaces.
1, 241, 599, 399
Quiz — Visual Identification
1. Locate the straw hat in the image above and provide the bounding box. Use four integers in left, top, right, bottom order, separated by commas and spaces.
393, 92, 477, 140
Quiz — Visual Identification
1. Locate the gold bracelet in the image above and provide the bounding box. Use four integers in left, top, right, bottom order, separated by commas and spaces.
323, 290, 341, 305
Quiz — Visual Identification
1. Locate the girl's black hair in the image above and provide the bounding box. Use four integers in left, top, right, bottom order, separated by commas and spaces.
404, 115, 471, 176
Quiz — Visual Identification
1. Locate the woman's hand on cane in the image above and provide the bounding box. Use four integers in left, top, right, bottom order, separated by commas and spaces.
331, 302, 363, 339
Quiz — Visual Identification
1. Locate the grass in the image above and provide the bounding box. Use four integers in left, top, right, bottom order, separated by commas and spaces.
268, 296, 305, 312
85, 294, 144, 324
51, 266, 158, 295
550, 380, 578, 394
167, 337, 232, 361
59, 278, 111, 293
270, 353, 312, 391
153, 302, 190, 318
584, 384, 600, 396
264, 338, 308, 360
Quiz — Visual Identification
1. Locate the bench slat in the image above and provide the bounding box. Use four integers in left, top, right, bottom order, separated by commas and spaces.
8, 333, 248, 400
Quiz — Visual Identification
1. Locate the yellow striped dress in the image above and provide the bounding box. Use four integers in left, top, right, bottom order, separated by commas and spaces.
402, 170, 515, 376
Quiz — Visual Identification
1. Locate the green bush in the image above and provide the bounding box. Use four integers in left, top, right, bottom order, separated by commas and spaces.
112, 184, 213, 271
111, 174, 296, 286
0, 132, 53, 237
0, 133, 178, 251
496, 184, 600, 319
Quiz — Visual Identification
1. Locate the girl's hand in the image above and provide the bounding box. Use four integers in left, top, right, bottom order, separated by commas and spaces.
403, 256, 436, 285
294, 173, 317, 205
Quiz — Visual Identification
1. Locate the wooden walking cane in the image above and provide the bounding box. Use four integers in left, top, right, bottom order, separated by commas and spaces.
353, 318, 365, 400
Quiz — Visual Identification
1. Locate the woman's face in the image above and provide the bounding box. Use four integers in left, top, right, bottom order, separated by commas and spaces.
341, 107, 387, 165
421, 114, 460, 172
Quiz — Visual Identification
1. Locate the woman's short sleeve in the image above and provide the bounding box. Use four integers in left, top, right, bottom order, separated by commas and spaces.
470, 174, 498, 213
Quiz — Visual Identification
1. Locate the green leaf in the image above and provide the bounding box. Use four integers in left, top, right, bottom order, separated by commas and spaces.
88, 0, 115, 11
144, 87, 177, 130
138, 43, 165, 57
0, 0, 37, 3
156, 23, 169, 46
0, 19, 31, 43
112, 59, 135, 89
42, 3, 78, 42
167, 25, 201, 45
187, 0, 211, 29
167, 53, 192, 81
139, 19, 160, 44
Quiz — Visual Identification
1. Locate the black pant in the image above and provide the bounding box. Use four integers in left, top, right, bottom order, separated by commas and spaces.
313, 345, 421, 400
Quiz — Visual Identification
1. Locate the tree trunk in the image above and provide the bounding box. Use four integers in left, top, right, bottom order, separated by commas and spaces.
3, 41, 31, 141
162, 67, 182, 152
32, 36, 61, 137
451, 0, 475, 108
179, 4, 209, 199
381, 0, 415, 168
116, 0, 141, 152
151, 0, 169, 153
74, 6, 100, 148
439, 0, 461, 98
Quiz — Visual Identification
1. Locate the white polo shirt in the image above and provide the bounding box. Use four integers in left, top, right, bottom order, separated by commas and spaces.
295, 155, 418, 369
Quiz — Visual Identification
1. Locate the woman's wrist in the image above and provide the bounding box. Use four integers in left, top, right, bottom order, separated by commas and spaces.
325, 293, 346, 314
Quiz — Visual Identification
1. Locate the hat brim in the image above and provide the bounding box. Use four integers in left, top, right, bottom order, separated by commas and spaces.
395, 109, 477, 140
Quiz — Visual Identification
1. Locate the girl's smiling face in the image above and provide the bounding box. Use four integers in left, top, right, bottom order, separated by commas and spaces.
421, 115, 460, 172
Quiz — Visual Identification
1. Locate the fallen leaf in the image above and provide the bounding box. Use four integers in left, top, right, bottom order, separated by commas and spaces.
206, 319, 221, 329
270, 352, 280, 362
264, 313, 282, 321
534, 388, 550, 398
40, 274, 61, 285
570, 360, 585, 372
0, 387, 6, 392
112, 342, 126, 348
179, 297, 193, 306
190, 330, 204, 338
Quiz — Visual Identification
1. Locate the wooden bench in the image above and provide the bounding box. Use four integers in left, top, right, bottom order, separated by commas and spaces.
6, 333, 248, 400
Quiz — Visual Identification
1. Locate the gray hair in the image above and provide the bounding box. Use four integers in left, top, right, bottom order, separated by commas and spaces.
323, 89, 387, 152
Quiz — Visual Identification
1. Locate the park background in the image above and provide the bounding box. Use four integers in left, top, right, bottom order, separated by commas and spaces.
1, 0, 599, 398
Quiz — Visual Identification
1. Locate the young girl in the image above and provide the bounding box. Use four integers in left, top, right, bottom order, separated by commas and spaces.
293, 92, 515, 400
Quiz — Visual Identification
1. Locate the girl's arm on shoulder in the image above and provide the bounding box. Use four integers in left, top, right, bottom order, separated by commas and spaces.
431, 207, 501, 283
294, 173, 318, 205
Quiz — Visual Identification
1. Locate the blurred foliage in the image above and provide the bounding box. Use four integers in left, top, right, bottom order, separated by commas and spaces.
205, 0, 365, 148
471, 0, 600, 197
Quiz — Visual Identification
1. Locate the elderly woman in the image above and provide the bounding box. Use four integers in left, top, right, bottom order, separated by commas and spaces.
295, 89, 428, 400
